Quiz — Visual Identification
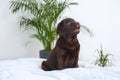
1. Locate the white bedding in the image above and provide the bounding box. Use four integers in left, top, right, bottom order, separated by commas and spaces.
0, 58, 120, 80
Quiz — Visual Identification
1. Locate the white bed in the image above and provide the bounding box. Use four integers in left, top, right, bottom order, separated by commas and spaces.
0, 58, 120, 80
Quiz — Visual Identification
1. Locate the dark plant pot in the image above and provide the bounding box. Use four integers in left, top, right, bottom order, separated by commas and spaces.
39, 50, 51, 59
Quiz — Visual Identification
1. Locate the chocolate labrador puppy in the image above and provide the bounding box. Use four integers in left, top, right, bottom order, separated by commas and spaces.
41, 18, 80, 71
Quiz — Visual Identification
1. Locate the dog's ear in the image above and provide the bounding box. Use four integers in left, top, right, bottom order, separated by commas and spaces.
57, 21, 65, 36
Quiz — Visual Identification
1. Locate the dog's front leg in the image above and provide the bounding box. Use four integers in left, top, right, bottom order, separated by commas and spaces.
57, 56, 65, 70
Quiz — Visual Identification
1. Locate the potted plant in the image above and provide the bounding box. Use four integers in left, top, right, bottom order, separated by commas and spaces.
94, 45, 112, 67
9, 0, 92, 59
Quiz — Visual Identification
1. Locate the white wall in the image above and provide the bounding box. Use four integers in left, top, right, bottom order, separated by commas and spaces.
0, 0, 42, 60
0, 0, 120, 63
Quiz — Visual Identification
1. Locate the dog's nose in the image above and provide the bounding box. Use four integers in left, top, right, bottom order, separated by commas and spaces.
76, 22, 80, 29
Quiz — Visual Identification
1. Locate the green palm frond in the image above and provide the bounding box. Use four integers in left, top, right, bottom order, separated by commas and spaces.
9, 0, 39, 16
80, 25, 93, 37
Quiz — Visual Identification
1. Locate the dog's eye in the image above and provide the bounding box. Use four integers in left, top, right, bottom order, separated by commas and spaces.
71, 23, 76, 28
72, 32, 75, 35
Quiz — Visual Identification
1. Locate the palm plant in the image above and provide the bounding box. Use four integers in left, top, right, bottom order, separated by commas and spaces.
95, 46, 112, 67
9, 0, 92, 51
9, 0, 78, 51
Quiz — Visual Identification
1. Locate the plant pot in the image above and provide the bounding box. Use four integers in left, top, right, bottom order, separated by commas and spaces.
39, 50, 51, 59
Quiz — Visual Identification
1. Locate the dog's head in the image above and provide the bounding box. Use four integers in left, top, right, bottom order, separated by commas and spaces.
57, 18, 80, 37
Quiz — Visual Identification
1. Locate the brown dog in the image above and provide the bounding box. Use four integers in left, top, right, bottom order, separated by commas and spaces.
41, 18, 80, 71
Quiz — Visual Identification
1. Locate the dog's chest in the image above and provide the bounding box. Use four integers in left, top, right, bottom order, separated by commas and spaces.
64, 52, 76, 66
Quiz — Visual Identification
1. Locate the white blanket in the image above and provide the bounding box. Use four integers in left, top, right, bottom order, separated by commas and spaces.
0, 58, 120, 80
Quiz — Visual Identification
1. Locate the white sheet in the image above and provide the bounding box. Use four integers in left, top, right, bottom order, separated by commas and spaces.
0, 58, 120, 80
